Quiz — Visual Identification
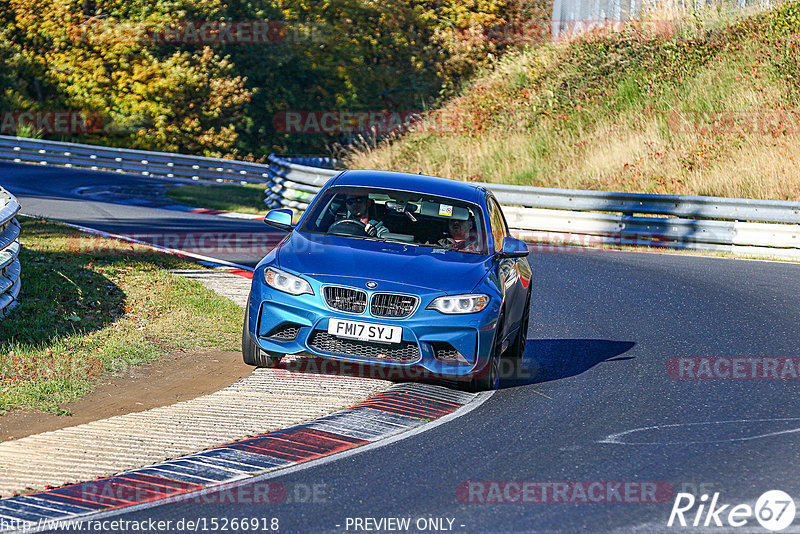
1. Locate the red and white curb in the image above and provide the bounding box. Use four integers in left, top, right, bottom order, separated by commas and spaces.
0, 384, 486, 531
174, 207, 264, 221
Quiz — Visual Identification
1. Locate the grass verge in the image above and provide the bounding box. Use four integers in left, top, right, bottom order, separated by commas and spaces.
165, 183, 268, 215
0, 218, 244, 416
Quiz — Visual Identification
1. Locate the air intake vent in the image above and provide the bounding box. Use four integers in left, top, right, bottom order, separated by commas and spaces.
324, 286, 367, 314
265, 324, 301, 341
431, 342, 470, 364
370, 293, 418, 318
308, 331, 420, 362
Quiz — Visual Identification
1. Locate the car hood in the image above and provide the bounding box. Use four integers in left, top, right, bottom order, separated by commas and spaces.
277, 231, 493, 293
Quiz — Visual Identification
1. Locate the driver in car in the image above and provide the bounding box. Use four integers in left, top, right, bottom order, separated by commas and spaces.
438, 218, 480, 252
343, 194, 389, 237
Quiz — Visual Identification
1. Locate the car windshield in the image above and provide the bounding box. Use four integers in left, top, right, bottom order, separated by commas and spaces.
298, 186, 489, 255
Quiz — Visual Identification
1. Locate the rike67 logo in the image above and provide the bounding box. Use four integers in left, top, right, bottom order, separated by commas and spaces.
668, 490, 796, 531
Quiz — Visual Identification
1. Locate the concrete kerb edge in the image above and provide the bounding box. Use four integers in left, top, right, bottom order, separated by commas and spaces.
0, 386, 490, 532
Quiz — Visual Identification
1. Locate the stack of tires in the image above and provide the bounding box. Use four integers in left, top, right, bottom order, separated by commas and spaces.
0, 187, 21, 318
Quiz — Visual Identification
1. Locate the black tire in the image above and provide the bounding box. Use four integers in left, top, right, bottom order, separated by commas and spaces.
467, 312, 504, 392
508, 288, 531, 369
242, 309, 282, 368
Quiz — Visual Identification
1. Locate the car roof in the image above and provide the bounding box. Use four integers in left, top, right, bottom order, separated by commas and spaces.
331, 170, 484, 204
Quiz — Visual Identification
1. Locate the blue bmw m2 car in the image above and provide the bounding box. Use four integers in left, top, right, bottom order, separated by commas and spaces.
243, 170, 532, 390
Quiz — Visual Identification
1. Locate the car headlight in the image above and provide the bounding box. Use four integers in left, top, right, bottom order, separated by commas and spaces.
427, 294, 489, 314
264, 267, 314, 296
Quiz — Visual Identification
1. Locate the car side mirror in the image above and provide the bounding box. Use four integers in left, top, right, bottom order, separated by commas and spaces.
264, 208, 294, 231
499, 236, 529, 258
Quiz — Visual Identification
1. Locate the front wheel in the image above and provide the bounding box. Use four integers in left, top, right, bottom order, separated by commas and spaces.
467, 312, 504, 392
242, 309, 283, 368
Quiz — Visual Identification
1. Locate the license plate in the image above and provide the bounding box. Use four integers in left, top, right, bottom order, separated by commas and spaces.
328, 318, 402, 343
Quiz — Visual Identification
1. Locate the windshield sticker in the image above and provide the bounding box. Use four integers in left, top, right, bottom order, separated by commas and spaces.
439, 204, 453, 217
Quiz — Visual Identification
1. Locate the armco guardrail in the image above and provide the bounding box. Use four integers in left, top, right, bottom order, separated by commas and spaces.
0, 187, 21, 319
481, 184, 800, 224
0, 136, 331, 209
0, 135, 274, 184
0, 135, 796, 261
266, 154, 800, 261
263, 154, 339, 211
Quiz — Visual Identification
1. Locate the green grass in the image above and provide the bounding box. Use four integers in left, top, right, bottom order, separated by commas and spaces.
347, 1, 800, 201
0, 219, 244, 415
165, 183, 269, 215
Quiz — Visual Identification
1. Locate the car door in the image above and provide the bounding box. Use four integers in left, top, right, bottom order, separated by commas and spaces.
486, 195, 526, 341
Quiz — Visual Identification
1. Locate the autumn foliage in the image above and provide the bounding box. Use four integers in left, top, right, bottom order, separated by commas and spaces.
0, 0, 550, 158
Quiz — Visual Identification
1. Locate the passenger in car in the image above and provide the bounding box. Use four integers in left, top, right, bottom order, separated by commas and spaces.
438, 218, 481, 252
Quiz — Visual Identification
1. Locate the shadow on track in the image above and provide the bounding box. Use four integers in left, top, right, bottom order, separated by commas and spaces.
260, 339, 635, 392
504, 338, 636, 387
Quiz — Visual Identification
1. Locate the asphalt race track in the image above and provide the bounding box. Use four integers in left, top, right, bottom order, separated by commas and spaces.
3, 161, 800, 532
107, 251, 800, 532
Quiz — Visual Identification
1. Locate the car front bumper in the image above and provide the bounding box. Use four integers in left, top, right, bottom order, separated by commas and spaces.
246, 277, 501, 381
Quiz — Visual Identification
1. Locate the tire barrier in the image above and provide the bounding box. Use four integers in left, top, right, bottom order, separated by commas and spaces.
0, 187, 21, 319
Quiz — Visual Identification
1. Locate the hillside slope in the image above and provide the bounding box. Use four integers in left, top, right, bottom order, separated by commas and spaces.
346, 2, 800, 199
